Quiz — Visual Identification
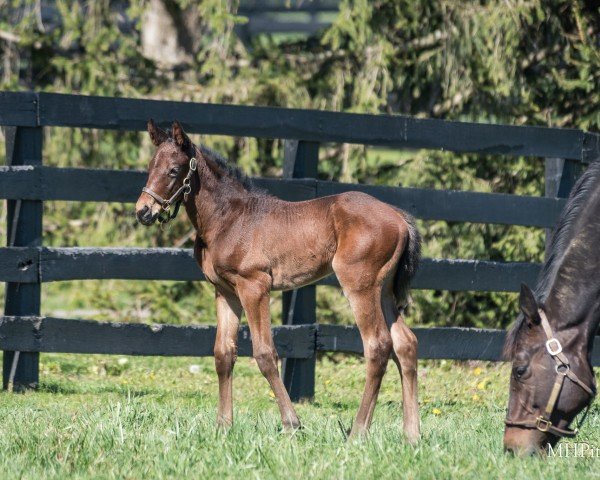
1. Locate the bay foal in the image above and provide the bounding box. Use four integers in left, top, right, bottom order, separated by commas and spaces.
136, 121, 422, 441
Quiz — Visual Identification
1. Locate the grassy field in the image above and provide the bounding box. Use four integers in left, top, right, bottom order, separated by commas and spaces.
0, 353, 598, 479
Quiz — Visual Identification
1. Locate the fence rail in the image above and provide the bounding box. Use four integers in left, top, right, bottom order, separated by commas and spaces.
1, 92, 598, 161
1, 317, 599, 365
0, 166, 567, 227
1, 91, 599, 396
0, 247, 541, 292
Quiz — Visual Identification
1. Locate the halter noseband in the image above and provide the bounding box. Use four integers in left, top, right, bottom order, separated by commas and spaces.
141, 157, 197, 225
505, 308, 596, 438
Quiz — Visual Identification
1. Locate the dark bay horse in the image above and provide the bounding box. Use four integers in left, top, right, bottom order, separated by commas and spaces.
135, 120, 422, 441
503, 158, 600, 454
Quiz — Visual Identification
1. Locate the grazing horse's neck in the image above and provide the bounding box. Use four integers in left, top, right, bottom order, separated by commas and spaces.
183, 145, 253, 245
548, 289, 600, 358
545, 186, 600, 353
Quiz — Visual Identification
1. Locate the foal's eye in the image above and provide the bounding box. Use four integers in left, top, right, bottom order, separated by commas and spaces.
514, 365, 528, 379
168, 168, 179, 178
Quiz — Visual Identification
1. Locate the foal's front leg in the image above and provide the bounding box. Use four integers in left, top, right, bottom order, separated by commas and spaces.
214, 290, 242, 428
237, 279, 300, 430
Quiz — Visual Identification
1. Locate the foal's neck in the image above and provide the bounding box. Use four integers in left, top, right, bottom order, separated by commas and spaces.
184, 145, 252, 245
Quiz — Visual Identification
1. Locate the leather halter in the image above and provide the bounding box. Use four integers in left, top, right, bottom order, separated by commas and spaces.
141, 157, 197, 225
505, 309, 596, 438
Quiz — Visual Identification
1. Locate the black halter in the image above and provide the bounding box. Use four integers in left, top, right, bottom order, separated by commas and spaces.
142, 157, 197, 225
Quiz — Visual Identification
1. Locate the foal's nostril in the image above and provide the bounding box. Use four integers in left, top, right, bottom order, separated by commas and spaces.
137, 205, 150, 222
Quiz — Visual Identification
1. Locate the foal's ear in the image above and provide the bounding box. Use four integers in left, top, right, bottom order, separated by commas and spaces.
147, 119, 169, 147
172, 121, 191, 151
519, 283, 541, 325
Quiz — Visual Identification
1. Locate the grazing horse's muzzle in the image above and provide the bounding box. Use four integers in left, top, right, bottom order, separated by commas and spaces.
503, 426, 556, 456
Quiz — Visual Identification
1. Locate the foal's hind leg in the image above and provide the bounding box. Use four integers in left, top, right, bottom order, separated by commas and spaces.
382, 297, 420, 444
214, 290, 242, 428
339, 282, 393, 438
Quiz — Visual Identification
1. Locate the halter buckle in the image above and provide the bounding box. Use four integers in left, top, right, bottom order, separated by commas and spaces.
536, 416, 552, 432
546, 338, 562, 356
189, 157, 197, 171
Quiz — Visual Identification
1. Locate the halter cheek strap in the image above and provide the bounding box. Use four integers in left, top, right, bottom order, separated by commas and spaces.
141, 157, 197, 225
505, 308, 596, 438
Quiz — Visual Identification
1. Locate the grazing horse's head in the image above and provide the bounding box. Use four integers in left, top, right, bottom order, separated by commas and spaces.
136, 119, 194, 225
503, 284, 596, 455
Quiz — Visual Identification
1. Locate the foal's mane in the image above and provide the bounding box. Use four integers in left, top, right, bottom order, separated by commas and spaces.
195, 143, 259, 193
504, 157, 600, 357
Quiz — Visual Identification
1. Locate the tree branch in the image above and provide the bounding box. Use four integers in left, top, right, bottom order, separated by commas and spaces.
0, 30, 21, 43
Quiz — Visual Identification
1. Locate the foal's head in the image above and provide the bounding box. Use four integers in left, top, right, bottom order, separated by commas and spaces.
136, 120, 194, 225
503, 284, 596, 455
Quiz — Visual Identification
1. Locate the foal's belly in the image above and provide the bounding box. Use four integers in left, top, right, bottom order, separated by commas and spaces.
271, 260, 334, 291
266, 219, 336, 291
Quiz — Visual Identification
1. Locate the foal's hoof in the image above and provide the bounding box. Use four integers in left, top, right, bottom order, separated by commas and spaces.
347, 426, 368, 442
404, 430, 420, 445
216, 420, 233, 433
282, 422, 302, 434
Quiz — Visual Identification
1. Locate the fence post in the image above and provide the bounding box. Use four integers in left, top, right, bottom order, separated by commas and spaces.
544, 158, 583, 253
281, 140, 318, 402
2, 126, 43, 392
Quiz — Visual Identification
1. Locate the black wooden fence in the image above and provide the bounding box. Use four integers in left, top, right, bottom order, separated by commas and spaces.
1, 92, 599, 398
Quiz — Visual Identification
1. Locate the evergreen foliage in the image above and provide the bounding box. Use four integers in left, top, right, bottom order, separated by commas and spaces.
1, 0, 598, 328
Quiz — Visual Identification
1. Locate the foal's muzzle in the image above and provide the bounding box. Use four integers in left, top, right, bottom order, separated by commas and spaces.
136, 204, 159, 226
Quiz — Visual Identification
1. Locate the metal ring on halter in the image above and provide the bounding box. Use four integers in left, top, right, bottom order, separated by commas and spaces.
183, 158, 196, 202
555, 363, 570, 375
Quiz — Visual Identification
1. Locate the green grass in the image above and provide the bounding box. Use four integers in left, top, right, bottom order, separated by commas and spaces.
0, 354, 598, 479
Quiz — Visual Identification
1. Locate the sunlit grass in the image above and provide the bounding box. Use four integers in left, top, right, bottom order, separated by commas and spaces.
0, 354, 598, 479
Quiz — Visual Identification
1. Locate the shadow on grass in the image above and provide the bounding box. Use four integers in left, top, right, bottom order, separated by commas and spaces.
37, 381, 212, 404
39, 381, 156, 397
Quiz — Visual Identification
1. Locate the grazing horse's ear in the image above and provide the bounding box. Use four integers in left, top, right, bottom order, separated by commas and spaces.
172, 121, 191, 151
147, 119, 169, 146
519, 283, 541, 325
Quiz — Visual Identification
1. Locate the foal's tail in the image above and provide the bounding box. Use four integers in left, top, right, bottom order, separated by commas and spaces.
393, 210, 422, 311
